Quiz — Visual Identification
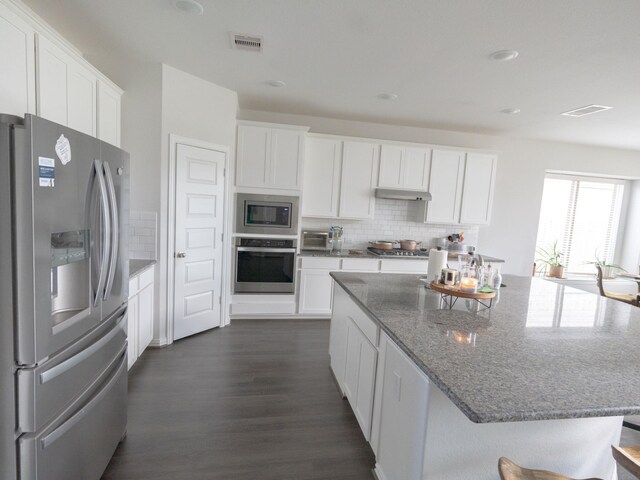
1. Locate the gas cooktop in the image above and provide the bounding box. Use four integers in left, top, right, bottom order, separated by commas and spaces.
367, 247, 429, 257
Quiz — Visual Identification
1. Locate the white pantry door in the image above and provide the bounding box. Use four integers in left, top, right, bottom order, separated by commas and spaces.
173, 144, 225, 340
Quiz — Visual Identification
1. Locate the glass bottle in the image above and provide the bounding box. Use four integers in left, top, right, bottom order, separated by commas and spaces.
491, 265, 503, 289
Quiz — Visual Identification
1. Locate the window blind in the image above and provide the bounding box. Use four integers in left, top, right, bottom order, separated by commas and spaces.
535, 174, 624, 274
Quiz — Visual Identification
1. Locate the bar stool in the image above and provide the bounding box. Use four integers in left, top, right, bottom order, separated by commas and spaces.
612, 445, 640, 478
596, 266, 637, 306
498, 457, 602, 480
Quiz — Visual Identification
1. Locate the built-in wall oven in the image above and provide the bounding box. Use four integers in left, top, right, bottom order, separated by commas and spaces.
234, 238, 297, 293
235, 193, 299, 236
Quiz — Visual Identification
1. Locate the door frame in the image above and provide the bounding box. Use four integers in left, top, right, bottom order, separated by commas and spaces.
166, 134, 232, 344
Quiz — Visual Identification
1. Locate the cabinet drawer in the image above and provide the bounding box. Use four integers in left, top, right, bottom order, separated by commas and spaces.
380, 259, 428, 274
346, 296, 378, 346
300, 257, 341, 270
342, 258, 379, 272
138, 266, 154, 289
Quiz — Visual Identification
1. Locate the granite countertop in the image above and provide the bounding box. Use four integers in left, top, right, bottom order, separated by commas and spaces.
330, 272, 640, 423
129, 259, 156, 277
299, 249, 504, 263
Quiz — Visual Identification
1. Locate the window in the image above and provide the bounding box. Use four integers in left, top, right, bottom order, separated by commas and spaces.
535, 174, 624, 274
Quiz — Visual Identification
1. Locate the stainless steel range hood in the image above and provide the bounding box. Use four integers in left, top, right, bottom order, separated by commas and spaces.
375, 188, 432, 201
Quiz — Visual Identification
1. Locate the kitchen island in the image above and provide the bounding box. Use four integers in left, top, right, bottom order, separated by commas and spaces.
329, 272, 640, 480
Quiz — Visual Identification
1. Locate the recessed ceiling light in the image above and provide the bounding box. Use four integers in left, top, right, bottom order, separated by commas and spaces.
171, 0, 204, 15
489, 50, 519, 62
561, 104, 612, 117
500, 108, 521, 114
266, 80, 286, 88
377, 93, 398, 100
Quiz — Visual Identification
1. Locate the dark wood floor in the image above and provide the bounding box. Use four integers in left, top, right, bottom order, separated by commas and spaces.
103, 318, 640, 480
102, 319, 375, 480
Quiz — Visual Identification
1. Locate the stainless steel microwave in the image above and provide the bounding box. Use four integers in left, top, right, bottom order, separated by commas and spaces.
235, 193, 299, 236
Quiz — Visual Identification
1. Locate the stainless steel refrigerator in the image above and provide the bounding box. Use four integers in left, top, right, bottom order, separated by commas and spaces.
0, 114, 129, 480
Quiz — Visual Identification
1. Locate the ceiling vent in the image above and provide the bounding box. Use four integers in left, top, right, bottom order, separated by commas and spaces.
561, 105, 612, 117
231, 33, 263, 53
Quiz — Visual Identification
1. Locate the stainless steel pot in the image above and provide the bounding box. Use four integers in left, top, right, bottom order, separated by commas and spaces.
397, 239, 421, 251
369, 240, 395, 250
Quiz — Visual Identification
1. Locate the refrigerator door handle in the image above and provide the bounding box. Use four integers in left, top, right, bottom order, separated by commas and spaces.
102, 162, 119, 301
93, 159, 111, 307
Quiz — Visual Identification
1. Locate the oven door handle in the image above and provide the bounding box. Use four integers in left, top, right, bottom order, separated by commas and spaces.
236, 247, 297, 253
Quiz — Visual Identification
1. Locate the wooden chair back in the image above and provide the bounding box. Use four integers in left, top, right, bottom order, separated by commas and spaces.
498, 457, 602, 480
595, 265, 606, 297
612, 445, 640, 478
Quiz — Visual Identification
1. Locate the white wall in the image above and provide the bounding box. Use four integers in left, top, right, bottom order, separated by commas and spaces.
156, 65, 238, 344
239, 109, 640, 276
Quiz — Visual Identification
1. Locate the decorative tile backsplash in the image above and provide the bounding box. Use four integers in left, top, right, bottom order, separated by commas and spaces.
129, 210, 157, 260
301, 198, 479, 250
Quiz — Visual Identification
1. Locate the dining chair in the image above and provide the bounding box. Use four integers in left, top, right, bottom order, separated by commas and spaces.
498, 457, 602, 480
612, 445, 640, 479
596, 266, 637, 306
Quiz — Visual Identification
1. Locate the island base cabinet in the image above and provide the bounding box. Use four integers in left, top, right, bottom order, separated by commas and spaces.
373, 332, 429, 480
421, 387, 622, 480
344, 317, 377, 441
329, 286, 350, 395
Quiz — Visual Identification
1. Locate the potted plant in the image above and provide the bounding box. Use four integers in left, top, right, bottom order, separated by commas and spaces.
536, 241, 565, 278
585, 251, 626, 279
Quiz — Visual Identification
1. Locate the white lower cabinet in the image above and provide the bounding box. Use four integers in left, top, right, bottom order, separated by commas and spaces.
380, 259, 428, 274
298, 269, 335, 315
344, 317, 377, 441
126, 289, 138, 370
330, 285, 429, 479
330, 287, 379, 442
373, 332, 430, 480
127, 265, 155, 369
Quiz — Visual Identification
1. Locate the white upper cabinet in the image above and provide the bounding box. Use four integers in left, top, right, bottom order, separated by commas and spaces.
378, 144, 431, 190
236, 122, 307, 191
1, 4, 121, 142
97, 80, 121, 147
0, 3, 36, 116
302, 137, 342, 217
37, 34, 98, 137
339, 141, 379, 219
424, 149, 465, 224
460, 153, 497, 225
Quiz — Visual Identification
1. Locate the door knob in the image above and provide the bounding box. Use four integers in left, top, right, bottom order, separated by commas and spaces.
175, 252, 186, 258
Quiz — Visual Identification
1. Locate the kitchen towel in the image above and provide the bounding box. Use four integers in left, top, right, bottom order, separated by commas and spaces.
427, 248, 448, 284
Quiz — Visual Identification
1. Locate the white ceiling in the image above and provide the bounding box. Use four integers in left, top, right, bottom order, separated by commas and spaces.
22, 0, 640, 150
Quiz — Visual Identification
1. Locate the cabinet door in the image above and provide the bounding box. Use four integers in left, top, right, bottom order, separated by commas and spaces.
127, 295, 138, 370
236, 125, 271, 187
375, 334, 430, 480
67, 59, 97, 136
459, 153, 497, 225
0, 4, 36, 116
302, 137, 342, 218
354, 337, 377, 441
344, 318, 377, 441
378, 144, 403, 188
343, 318, 361, 403
97, 80, 121, 146
329, 287, 350, 395
137, 284, 154, 354
270, 128, 304, 190
425, 149, 465, 224
37, 35, 69, 126
403, 147, 431, 189
298, 269, 335, 315
339, 141, 379, 219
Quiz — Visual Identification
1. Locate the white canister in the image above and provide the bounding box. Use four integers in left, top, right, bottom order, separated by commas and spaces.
442, 268, 457, 286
